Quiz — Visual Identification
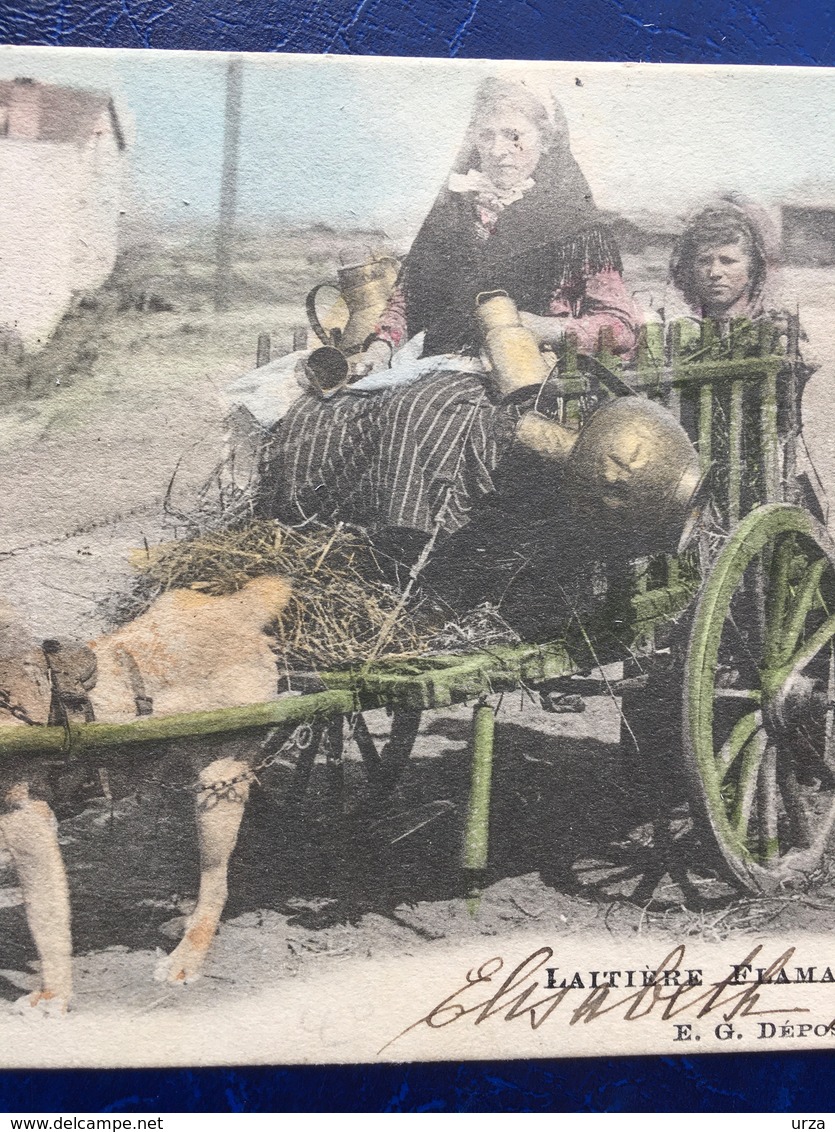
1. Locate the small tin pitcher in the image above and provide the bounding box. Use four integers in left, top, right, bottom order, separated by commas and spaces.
306, 253, 400, 357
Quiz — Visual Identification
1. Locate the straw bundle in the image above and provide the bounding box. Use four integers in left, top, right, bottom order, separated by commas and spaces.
119, 520, 436, 671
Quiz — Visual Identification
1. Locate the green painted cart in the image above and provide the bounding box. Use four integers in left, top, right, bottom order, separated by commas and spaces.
3, 315, 834, 897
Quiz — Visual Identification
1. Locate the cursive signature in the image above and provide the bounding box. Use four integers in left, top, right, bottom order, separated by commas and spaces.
381, 943, 814, 1053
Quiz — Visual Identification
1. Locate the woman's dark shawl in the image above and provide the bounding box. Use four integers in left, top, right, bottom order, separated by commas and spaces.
402, 134, 622, 355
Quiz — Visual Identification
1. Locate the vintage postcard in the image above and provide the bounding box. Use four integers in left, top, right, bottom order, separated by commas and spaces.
2, 46, 835, 1067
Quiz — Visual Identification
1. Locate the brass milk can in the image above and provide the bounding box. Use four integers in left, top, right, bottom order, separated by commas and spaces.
307, 254, 400, 356
471, 292, 705, 556
563, 396, 706, 557
475, 290, 550, 398
476, 290, 579, 466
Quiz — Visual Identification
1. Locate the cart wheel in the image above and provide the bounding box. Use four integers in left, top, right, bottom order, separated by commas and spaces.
684, 503, 835, 891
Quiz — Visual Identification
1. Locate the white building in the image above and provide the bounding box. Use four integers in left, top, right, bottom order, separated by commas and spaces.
0, 77, 125, 352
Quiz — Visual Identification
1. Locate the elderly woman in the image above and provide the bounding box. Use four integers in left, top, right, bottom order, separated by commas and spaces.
265, 79, 640, 581
364, 76, 638, 368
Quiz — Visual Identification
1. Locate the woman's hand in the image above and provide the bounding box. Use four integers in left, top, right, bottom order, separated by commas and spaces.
519, 310, 565, 348
352, 338, 393, 377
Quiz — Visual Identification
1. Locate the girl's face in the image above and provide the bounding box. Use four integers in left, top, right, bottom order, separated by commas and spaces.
692, 239, 753, 315
473, 109, 544, 190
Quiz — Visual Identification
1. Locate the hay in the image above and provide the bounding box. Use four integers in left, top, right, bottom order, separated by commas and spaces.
117, 519, 437, 671
425, 604, 521, 652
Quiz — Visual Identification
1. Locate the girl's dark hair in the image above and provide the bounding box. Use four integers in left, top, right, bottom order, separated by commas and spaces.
670, 202, 768, 313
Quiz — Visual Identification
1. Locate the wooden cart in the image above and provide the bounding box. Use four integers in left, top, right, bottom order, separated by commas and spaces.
4, 315, 834, 898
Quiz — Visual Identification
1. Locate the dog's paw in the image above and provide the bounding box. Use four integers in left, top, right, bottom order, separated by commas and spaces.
153, 939, 205, 986
154, 913, 217, 985
13, 989, 70, 1017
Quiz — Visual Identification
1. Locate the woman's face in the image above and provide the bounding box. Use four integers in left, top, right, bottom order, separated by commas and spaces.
692, 238, 753, 315
473, 109, 544, 190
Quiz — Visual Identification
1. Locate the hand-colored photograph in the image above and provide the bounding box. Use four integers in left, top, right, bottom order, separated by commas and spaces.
2, 47, 835, 1067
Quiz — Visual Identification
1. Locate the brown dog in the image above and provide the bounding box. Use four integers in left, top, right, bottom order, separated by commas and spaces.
0, 575, 291, 1010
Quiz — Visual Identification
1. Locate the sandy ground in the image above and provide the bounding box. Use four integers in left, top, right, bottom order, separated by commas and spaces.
3, 695, 835, 1028
0, 298, 299, 638
2, 243, 835, 1031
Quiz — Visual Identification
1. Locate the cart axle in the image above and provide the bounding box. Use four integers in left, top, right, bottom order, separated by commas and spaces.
764, 671, 830, 735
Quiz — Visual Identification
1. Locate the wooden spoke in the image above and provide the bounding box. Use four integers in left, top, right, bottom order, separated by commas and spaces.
717, 710, 762, 777
724, 609, 761, 672
826, 644, 835, 772
777, 753, 813, 850
731, 729, 767, 838
713, 688, 761, 702
786, 611, 835, 680
764, 534, 794, 667
755, 742, 779, 859
783, 556, 828, 658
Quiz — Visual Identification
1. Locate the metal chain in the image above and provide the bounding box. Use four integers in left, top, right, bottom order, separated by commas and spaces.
190, 722, 315, 807
2, 701, 321, 808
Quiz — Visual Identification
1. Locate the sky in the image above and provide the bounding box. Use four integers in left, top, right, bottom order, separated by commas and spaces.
2, 46, 835, 241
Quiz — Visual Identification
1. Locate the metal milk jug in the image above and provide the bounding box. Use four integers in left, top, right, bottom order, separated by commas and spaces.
307, 254, 400, 356
476, 290, 551, 399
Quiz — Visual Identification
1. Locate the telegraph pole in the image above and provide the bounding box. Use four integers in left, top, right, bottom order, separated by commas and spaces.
215, 55, 243, 312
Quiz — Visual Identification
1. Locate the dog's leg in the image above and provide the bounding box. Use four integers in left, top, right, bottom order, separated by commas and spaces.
155, 746, 250, 985
0, 782, 72, 1010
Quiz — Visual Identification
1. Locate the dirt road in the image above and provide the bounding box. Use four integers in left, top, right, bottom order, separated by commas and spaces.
2, 246, 835, 1029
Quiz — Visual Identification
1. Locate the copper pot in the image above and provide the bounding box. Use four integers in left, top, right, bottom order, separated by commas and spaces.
563, 396, 705, 557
